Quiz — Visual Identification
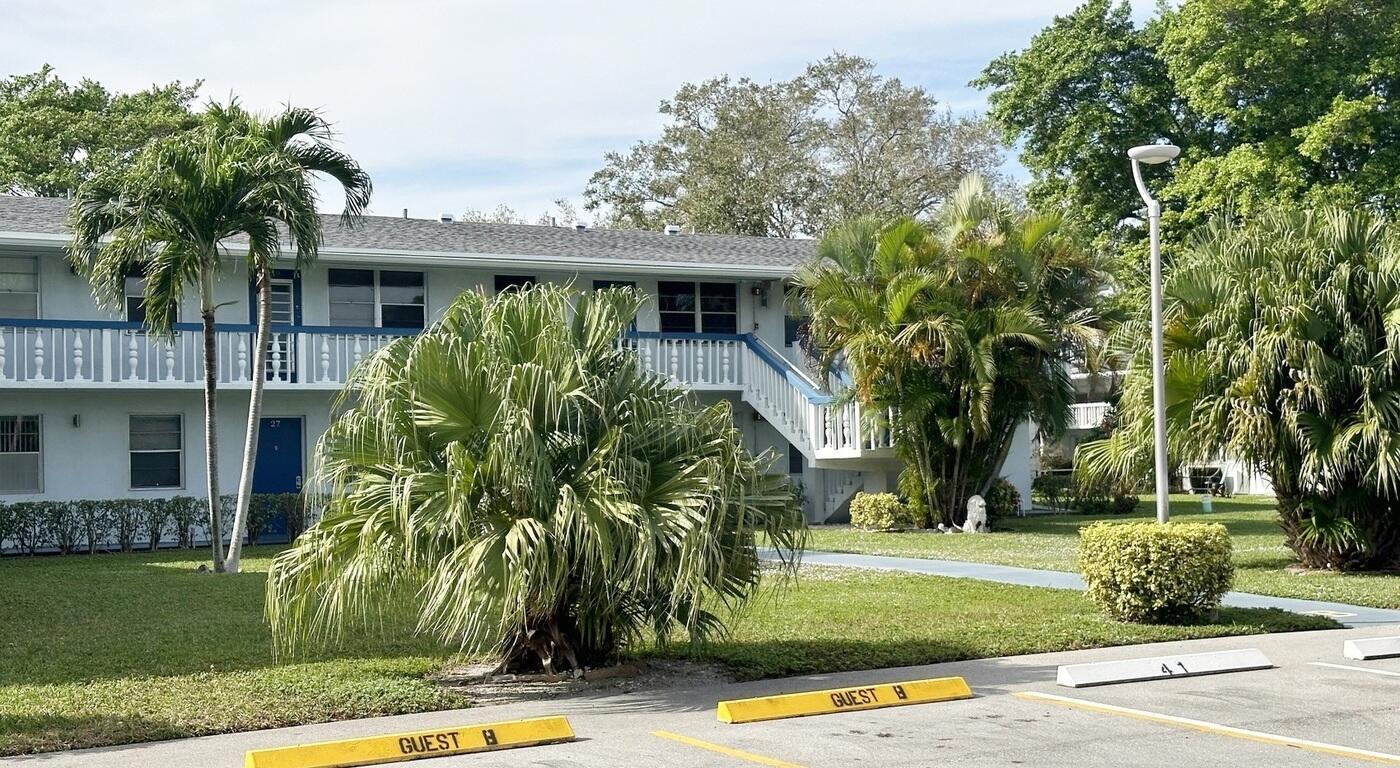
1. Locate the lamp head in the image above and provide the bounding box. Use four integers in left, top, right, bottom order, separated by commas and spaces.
1128, 143, 1181, 165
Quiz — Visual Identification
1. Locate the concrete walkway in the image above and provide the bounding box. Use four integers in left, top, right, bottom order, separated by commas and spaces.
785, 549, 1400, 627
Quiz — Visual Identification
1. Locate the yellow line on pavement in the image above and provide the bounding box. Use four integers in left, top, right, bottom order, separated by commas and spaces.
1015, 691, 1400, 765
651, 730, 805, 768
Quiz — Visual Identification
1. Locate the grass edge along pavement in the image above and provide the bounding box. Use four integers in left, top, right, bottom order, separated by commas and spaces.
0, 548, 1334, 755
806, 495, 1400, 610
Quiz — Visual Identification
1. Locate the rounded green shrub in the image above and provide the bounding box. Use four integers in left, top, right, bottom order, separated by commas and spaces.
850, 492, 911, 531
984, 478, 1021, 523
1078, 522, 1233, 623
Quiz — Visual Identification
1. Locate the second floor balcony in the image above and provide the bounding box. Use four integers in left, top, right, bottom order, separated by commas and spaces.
0, 319, 897, 462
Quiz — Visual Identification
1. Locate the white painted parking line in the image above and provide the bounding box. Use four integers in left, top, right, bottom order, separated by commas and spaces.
1345, 636, 1400, 660
1056, 648, 1271, 687
1310, 662, 1400, 679
1015, 691, 1400, 764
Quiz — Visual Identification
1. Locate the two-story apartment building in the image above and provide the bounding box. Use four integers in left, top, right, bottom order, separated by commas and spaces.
4, 196, 1040, 529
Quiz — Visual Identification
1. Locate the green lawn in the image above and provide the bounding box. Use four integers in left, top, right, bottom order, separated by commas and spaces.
807, 495, 1400, 609
0, 545, 1333, 755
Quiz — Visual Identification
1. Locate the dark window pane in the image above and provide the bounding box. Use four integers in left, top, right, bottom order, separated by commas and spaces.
126, 296, 147, 323
658, 281, 696, 313
379, 270, 423, 287
699, 282, 737, 312
785, 315, 808, 346
494, 275, 535, 293
0, 415, 40, 453
592, 280, 635, 290
700, 313, 737, 334
130, 417, 181, 452
788, 443, 804, 474
328, 268, 374, 286
381, 304, 425, 329
131, 452, 181, 488
660, 312, 696, 333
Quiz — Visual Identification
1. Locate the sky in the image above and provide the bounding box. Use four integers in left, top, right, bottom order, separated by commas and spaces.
1, 1, 1130, 222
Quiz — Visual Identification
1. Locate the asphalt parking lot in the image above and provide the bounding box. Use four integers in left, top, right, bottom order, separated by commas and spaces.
12, 625, 1400, 767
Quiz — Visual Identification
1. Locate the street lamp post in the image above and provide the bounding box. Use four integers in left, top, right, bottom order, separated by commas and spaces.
1128, 143, 1180, 524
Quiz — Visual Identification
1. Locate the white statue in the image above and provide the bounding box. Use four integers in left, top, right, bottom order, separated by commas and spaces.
963, 495, 989, 533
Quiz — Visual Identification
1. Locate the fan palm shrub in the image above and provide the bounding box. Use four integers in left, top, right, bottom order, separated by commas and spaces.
266, 285, 805, 673
1079, 207, 1400, 570
795, 175, 1108, 526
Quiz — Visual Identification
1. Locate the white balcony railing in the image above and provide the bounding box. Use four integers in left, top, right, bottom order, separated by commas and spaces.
0, 320, 895, 461
623, 332, 894, 460
0, 320, 412, 388
1070, 401, 1112, 430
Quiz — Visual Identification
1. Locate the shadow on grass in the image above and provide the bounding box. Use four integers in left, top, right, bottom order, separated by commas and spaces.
0, 547, 454, 688
0, 712, 180, 758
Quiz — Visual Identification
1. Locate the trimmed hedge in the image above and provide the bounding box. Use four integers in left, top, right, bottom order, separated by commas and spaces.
0, 494, 307, 556
850, 492, 912, 531
1079, 521, 1234, 623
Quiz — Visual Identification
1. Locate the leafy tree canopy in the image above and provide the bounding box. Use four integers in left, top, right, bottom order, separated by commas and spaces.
796, 176, 1109, 527
586, 53, 1004, 237
0, 65, 200, 196
1079, 207, 1400, 571
976, 0, 1400, 265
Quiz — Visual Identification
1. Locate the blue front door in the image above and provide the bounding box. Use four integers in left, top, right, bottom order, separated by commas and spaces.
253, 417, 303, 541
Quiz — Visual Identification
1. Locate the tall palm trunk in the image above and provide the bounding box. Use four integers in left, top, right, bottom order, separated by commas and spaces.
226, 266, 272, 574
200, 262, 225, 573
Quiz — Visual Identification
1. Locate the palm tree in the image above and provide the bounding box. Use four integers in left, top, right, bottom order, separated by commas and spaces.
795, 175, 1108, 525
207, 103, 371, 575
1078, 207, 1400, 570
265, 285, 805, 673
68, 101, 370, 573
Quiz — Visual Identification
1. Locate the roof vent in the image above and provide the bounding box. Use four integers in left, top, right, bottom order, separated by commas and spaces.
439, 213, 453, 224
574, 220, 588, 232
663, 224, 682, 235
402, 208, 408, 219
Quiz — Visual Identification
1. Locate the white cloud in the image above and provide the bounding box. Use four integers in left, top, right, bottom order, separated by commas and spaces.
1, 0, 1081, 218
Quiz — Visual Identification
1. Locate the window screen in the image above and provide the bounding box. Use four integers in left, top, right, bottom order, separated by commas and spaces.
0, 415, 41, 493
130, 415, 183, 489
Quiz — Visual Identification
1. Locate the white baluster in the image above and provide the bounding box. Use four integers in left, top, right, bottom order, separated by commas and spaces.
235, 336, 248, 381
696, 340, 706, 383
320, 335, 330, 382
669, 341, 679, 380
71, 333, 85, 381
126, 333, 139, 381
163, 340, 176, 381
352, 336, 364, 366
721, 343, 731, 384
32, 333, 46, 380
270, 336, 284, 382
0, 330, 8, 381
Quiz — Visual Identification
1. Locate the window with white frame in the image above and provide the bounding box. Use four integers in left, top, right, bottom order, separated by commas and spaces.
129, 415, 183, 489
328, 269, 425, 329
0, 254, 38, 319
0, 415, 42, 493
658, 281, 737, 334
125, 275, 148, 322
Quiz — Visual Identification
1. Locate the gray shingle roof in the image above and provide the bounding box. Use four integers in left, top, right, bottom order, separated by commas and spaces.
0, 195, 815, 270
